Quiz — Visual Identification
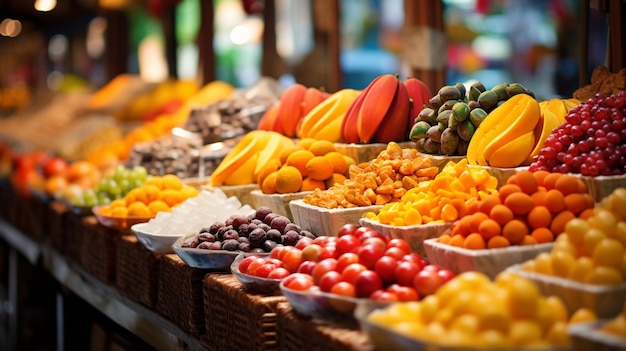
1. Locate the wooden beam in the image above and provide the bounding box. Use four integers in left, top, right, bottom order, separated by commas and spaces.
197, 0, 215, 84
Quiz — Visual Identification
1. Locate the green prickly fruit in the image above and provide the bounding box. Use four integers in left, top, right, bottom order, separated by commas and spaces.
423, 138, 440, 154
416, 108, 437, 125
454, 82, 466, 99
440, 128, 460, 156
426, 125, 442, 142
438, 85, 462, 102
452, 102, 470, 122
469, 108, 488, 128
409, 121, 431, 141
477, 90, 498, 111
491, 84, 509, 101
457, 119, 475, 141
469, 81, 486, 101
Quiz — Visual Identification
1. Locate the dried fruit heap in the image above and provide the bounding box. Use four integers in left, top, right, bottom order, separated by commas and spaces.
303, 142, 438, 208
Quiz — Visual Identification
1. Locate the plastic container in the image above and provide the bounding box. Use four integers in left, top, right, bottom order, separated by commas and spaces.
230, 253, 282, 295
172, 233, 268, 270
92, 205, 152, 231
250, 190, 312, 221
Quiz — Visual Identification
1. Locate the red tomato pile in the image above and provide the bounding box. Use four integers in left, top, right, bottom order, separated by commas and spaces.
238, 224, 455, 301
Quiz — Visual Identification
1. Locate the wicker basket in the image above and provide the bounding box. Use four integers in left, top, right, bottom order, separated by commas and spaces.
62, 213, 96, 263
155, 254, 209, 338
115, 235, 162, 308
46, 200, 69, 254
79, 221, 127, 284
276, 302, 374, 351
201, 274, 286, 351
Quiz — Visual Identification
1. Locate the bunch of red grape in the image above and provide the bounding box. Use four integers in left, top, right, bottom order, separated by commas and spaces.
529, 91, 626, 176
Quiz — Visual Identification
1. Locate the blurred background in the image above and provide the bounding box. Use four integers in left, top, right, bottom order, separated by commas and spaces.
0, 0, 611, 116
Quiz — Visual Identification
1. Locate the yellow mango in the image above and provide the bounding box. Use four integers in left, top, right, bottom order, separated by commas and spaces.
524, 108, 562, 164
210, 130, 268, 186
467, 94, 540, 166
488, 130, 536, 167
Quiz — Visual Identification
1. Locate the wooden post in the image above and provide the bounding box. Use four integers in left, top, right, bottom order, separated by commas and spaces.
161, 6, 178, 79
607, 0, 626, 72
104, 11, 129, 83
261, 0, 287, 79
197, 0, 215, 84
402, 0, 446, 94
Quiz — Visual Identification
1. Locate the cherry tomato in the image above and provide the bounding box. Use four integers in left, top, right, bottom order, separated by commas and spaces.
437, 268, 455, 283
413, 268, 445, 296
283, 273, 314, 291
295, 236, 313, 250
318, 245, 338, 260
384, 247, 407, 260
318, 270, 343, 292
311, 258, 338, 284
301, 244, 322, 262
336, 252, 360, 273
254, 262, 278, 278
374, 255, 398, 284
369, 290, 399, 302
282, 248, 303, 273
329, 281, 356, 297
337, 223, 359, 237
362, 237, 387, 251
336, 234, 361, 255
246, 257, 268, 276
401, 253, 428, 270
268, 267, 291, 279
340, 262, 368, 285
395, 260, 422, 287
386, 284, 420, 302
354, 270, 383, 298
357, 243, 386, 269
238, 255, 260, 274
297, 260, 317, 275
386, 238, 411, 256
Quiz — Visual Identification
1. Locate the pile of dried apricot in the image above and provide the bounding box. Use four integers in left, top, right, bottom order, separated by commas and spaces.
303, 142, 439, 208
438, 170, 594, 250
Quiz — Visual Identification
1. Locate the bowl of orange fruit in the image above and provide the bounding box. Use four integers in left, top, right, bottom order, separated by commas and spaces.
93, 174, 199, 231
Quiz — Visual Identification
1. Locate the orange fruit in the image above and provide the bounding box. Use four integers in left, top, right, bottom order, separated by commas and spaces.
544, 189, 566, 213
279, 144, 305, 164
286, 149, 315, 177
502, 219, 529, 245
554, 175, 580, 196
306, 156, 334, 181
488, 236, 511, 249
325, 173, 347, 188
464, 233, 487, 250
307, 139, 336, 156
490, 204, 514, 226
148, 200, 171, 215
275, 166, 303, 193
527, 206, 552, 229
324, 151, 348, 175
127, 201, 151, 217
301, 177, 326, 192
261, 171, 278, 194
504, 192, 534, 215
158, 189, 183, 207
162, 174, 183, 190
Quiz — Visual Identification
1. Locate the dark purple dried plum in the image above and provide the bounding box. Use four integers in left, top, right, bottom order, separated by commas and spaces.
224, 216, 235, 227
237, 237, 250, 245
257, 223, 271, 232
209, 241, 223, 250
262, 240, 277, 252
282, 230, 300, 246
283, 223, 301, 234
216, 225, 234, 240
265, 229, 282, 243
209, 222, 225, 234
248, 228, 267, 248
197, 241, 213, 250
300, 230, 316, 239
199, 227, 211, 234
251, 247, 265, 254
231, 215, 251, 228
197, 233, 215, 243
237, 223, 252, 236
270, 215, 291, 233
182, 238, 199, 248
255, 206, 273, 221
223, 229, 240, 241
263, 212, 280, 225
251, 219, 263, 225
238, 241, 251, 252
222, 239, 239, 251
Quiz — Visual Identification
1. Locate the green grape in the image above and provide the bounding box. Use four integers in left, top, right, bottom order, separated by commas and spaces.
132, 166, 148, 181
83, 189, 97, 208
97, 192, 111, 205
118, 178, 132, 194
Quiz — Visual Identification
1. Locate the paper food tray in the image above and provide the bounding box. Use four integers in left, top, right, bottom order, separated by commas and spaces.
568, 321, 626, 351
250, 189, 312, 221
507, 264, 626, 318
289, 199, 382, 237
571, 173, 626, 203
360, 218, 452, 257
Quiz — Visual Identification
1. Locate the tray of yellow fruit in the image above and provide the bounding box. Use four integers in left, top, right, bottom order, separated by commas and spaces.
92, 204, 153, 230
